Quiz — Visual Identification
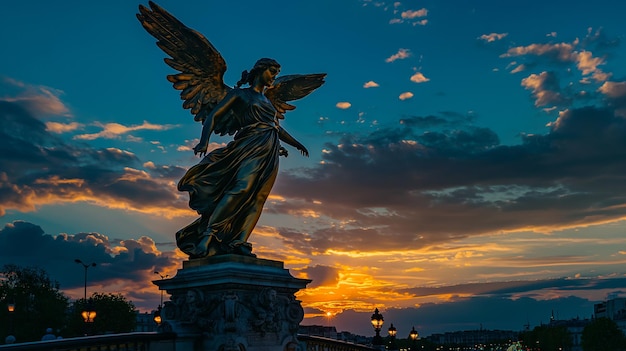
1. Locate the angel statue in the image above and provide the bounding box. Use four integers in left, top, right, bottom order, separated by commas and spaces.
137, 2, 325, 258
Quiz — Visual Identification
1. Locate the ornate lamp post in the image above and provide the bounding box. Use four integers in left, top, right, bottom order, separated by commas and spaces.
409, 326, 419, 350
75, 259, 97, 334
6, 300, 15, 341
388, 323, 398, 351
370, 308, 384, 347
153, 305, 163, 326
153, 271, 168, 328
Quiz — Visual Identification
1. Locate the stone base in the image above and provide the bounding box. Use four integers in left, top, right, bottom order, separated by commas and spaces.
153, 255, 310, 351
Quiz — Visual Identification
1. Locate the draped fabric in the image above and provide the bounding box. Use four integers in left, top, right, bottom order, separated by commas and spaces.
176, 88, 280, 257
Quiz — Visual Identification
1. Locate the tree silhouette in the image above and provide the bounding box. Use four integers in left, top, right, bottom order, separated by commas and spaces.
0, 264, 69, 343
65, 292, 137, 336
581, 317, 626, 351
519, 324, 572, 351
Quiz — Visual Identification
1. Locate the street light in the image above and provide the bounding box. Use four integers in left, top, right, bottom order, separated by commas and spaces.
409, 326, 419, 350
81, 308, 97, 323
153, 271, 168, 330
153, 305, 162, 326
388, 323, 397, 337
7, 300, 15, 337
388, 323, 398, 351
371, 308, 384, 347
75, 259, 97, 333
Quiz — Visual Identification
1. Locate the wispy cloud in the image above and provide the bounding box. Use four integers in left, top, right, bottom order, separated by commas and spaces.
386, 48, 411, 63
46, 121, 83, 133
501, 36, 609, 82
499, 29, 621, 111
1, 77, 71, 117
363, 81, 380, 88
74, 121, 177, 140
389, 7, 428, 26
510, 64, 526, 74
478, 32, 508, 43
401, 8, 427, 19
0, 100, 188, 218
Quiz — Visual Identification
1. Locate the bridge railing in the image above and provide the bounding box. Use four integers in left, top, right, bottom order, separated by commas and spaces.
297, 335, 377, 351
0, 332, 176, 351
0, 332, 376, 351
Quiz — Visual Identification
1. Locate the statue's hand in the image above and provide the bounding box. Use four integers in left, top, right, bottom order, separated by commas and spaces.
298, 145, 309, 157
279, 146, 289, 157
193, 142, 208, 157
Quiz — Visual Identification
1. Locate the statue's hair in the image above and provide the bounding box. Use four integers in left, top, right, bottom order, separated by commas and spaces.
235, 58, 280, 88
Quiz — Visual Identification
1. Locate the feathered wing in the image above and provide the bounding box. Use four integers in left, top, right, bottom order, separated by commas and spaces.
264, 74, 327, 119
137, 1, 239, 135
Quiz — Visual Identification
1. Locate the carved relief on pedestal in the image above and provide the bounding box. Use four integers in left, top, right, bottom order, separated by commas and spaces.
161, 286, 305, 337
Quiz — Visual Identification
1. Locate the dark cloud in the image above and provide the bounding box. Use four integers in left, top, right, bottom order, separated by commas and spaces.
399, 111, 475, 130
399, 277, 626, 298
0, 220, 180, 310
295, 265, 340, 288
272, 102, 626, 253
580, 27, 621, 51
0, 100, 186, 216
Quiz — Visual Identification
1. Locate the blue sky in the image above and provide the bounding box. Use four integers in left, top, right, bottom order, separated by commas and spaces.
2, 0, 626, 338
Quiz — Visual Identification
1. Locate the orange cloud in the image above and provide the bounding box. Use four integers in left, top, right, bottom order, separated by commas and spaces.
45, 121, 83, 133
599, 81, 626, 98
479, 32, 508, 43
402, 9, 427, 19
74, 121, 177, 140
385, 48, 411, 63
410, 72, 429, 83
399, 92, 414, 100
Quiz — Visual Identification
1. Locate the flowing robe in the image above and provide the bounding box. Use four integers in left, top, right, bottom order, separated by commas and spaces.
176, 88, 280, 257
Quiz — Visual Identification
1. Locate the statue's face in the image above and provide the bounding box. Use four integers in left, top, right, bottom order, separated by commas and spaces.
262, 66, 280, 87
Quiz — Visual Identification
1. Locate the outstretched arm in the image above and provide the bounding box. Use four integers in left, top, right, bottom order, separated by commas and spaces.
194, 90, 239, 157
278, 127, 309, 157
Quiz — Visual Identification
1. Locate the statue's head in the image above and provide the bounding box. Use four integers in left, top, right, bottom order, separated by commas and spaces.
236, 58, 281, 88
252, 58, 280, 72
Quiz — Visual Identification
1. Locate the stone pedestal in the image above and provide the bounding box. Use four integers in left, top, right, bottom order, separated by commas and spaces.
153, 255, 310, 351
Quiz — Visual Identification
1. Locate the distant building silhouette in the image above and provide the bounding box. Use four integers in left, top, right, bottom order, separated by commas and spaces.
426, 328, 519, 346
594, 297, 626, 334
547, 316, 590, 351
134, 311, 158, 332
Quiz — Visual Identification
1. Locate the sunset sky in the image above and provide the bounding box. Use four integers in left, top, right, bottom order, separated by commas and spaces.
2, 0, 626, 338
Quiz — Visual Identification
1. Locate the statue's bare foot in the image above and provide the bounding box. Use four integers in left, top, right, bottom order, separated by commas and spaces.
230, 241, 256, 257
190, 234, 212, 258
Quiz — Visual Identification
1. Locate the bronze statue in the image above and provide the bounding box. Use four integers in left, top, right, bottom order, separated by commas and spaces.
137, 2, 325, 258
